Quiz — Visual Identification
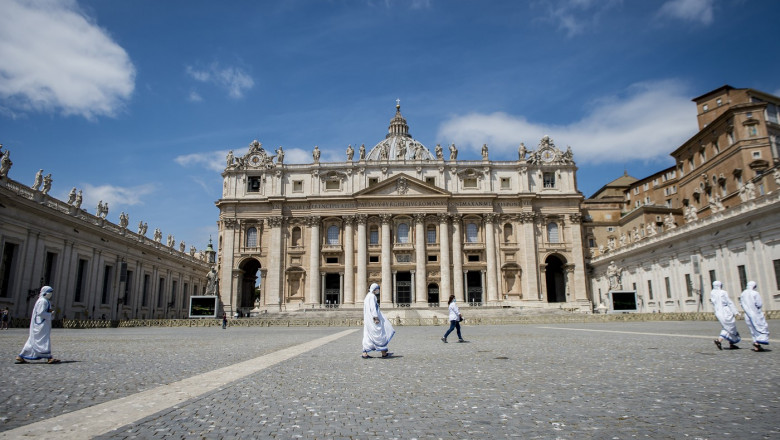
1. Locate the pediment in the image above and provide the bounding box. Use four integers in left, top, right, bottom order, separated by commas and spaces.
354, 173, 451, 197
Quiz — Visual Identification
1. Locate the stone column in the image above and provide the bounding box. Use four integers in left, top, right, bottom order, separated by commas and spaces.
539, 263, 547, 301
380, 214, 392, 304
266, 216, 284, 308
438, 213, 451, 304
219, 218, 237, 312
520, 212, 540, 301
567, 213, 589, 304
320, 272, 326, 304
307, 216, 321, 306
451, 214, 464, 302
356, 214, 367, 304
484, 213, 499, 303
414, 213, 427, 305
481, 269, 486, 303
343, 216, 355, 304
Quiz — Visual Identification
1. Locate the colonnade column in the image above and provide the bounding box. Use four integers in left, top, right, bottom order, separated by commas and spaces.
520, 212, 540, 300
438, 213, 451, 304
451, 214, 464, 302
266, 216, 284, 308
343, 216, 355, 304
484, 213, 498, 303
567, 213, 588, 303
380, 214, 392, 304
414, 213, 427, 305
356, 214, 367, 304
306, 216, 321, 305
218, 219, 237, 312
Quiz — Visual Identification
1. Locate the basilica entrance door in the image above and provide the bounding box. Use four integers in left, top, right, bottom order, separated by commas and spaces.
466, 270, 483, 304
396, 272, 411, 305
239, 259, 261, 309
324, 273, 340, 306
427, 283, 439, 305
545, 255, 566, 303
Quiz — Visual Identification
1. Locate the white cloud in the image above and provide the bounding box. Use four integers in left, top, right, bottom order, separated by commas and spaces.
0, 0, 135, 119
437, 80, 697, 165
188, 90, 203, 102
541, 0, 619, 37
81, 183, 156, 214
185, 63, 254, 99
658, 0, 714, 25
175, 150, 228, 173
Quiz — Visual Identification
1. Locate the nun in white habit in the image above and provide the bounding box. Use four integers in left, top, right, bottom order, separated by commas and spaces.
710, 281, 740, 350
16, 286, 60, 364
362, 283, 395, 358
739, 281, 769, 352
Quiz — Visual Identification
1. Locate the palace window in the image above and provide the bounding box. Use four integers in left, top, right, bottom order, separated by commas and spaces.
547, 223, 559, 243
709, 270, 717, 287
425, 177, 435, 186
44, 251, 57, 286
368, 177, 379, 186
157, 277, 165, 308
397, 223, 410, 243
0, 242, 18, 297
647, 280, 653, 300
463, 178, 477, 188
500, 177, 510, 189
427, 225, 436, 244
293, 180, 303, 192
369, 255, 379, 263
427, 255, 438, 262
369, 226, 379, 245
543, 172, 555, 188
325, 180, 340, 190
467, 254, 480, 262
685, 274, 693, 297
503, 224, 513, 243
465, 223, 478, 243
327, 225, 339, 245
141, 273, 149, 307
737, 265, 747, 290
171, 280, 177, 308
101, 265, 112, 304
246, 227, 258, 247
665, 277, 671, 299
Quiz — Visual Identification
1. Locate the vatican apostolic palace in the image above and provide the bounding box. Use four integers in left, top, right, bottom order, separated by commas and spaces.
216, 104, 590, 314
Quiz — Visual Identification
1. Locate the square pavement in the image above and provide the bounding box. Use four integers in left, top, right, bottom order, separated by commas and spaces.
1, 320, 778, 439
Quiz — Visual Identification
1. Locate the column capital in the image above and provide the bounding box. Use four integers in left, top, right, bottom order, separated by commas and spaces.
569, 213, 582, 224
437, 212, 450, 223
451, 213, 463, 224
355, 213, 368, 225
413, 213, 426, 224
343, 215, 355, 226
267, 216, 284, 227
380, 213, 393, 224
483, 213, 498, 224
305, 215, 321, 227
519, 212, 534, 223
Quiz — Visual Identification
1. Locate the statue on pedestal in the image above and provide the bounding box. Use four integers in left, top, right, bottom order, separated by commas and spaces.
32, 169, 43, 191
41, 174, 52, 195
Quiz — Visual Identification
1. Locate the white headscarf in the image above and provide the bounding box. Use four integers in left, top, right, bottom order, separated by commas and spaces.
746, 281, 757, 290
368, 283, 379, 295
712, 281, 722, 289
40, 286, 53, 299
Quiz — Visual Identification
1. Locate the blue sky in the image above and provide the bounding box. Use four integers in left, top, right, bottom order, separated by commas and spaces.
1, 0, 779, 252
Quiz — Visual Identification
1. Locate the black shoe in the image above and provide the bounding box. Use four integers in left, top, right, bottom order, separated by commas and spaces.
441, 337, 447, 343
458, 339, 465, 343
714, 340, 722, 350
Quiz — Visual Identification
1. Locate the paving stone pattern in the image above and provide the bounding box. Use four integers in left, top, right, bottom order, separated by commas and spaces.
3, 321, 778, 439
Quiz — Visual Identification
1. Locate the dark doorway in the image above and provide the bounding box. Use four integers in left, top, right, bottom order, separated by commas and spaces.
239, 259, 261, 308
466, 270, 483, 304
324, 273, 340, 306
396, 272, 411, 305
545, 255, 566, 303
427, 283, 439, 305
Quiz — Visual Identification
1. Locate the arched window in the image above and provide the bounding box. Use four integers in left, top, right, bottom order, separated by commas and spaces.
369, 226, 379, 245
291, 227, 301, 246
426, 225, 436, 244
397, 223, 409, 243
327, 225, 339, 245
466, 223, 478, 243
503, 224, 513, 243
246, 227, 257, 247
547, 222, 559, 243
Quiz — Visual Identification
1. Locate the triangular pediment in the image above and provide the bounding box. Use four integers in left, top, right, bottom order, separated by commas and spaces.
354, 173, 451, 197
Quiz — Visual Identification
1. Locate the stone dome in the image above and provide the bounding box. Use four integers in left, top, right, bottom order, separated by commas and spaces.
366, 102, 435, 161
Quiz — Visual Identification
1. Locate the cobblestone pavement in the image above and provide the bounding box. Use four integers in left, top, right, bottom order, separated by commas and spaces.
2, 320, 778, 439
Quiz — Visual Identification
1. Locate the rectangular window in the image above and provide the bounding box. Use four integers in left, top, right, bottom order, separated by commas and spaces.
737, 265, 747, 290
170, 280, 177, 308
427, 255, 438, 262
369, 228, 379, 245
643, 183, 649, 191
395, 254, 411, 263
326, 257, 339, 264
500, 177, 510, 189
709, 270, 716, 288
126, 270, 134, 303
664, 277, 671, 299
467, 254, 480, 262
157, 277, 165, 308
368, 177, 378, 186
463, 178, 478, 188
685, 274, 693, 297
325, 180, 340, 190
688, 157, 695, 171
647, 280, 653, 300
588, 238, 596, 248
247, 177, 261, 192
426, 228, 436, 244
101, 265, 112, 304
774, 259, 780, 290
182, 283, 188, 307
293, 180, 303, 192
0, 242, 18, 297
425, 177, 435, 186
543, 173, 555, 188
752, 151, 761, 159
368, 255, 379, 263
74, 259, 88, 303
44, 252, 57, 286
142, 274, 150, 307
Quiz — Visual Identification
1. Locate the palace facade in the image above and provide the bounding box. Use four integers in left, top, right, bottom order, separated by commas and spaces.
216, 104, 590, 314
583, 85, 780, 313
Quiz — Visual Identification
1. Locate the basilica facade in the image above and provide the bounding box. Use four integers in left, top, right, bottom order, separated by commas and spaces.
216, 104, 590, 314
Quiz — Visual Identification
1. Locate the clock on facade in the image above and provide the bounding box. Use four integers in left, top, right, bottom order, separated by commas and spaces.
248, 154, 263, 167
541, 149, 555, 163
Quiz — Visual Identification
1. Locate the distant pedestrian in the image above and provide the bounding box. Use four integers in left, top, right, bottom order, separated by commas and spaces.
739, 281, 769, 352
710, 281, 740, 350
362, 283, 395, 359
441, 295, 464, 343
16, 286, 60, 364
222, 312, 227, 329
1, 307, 9, 330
